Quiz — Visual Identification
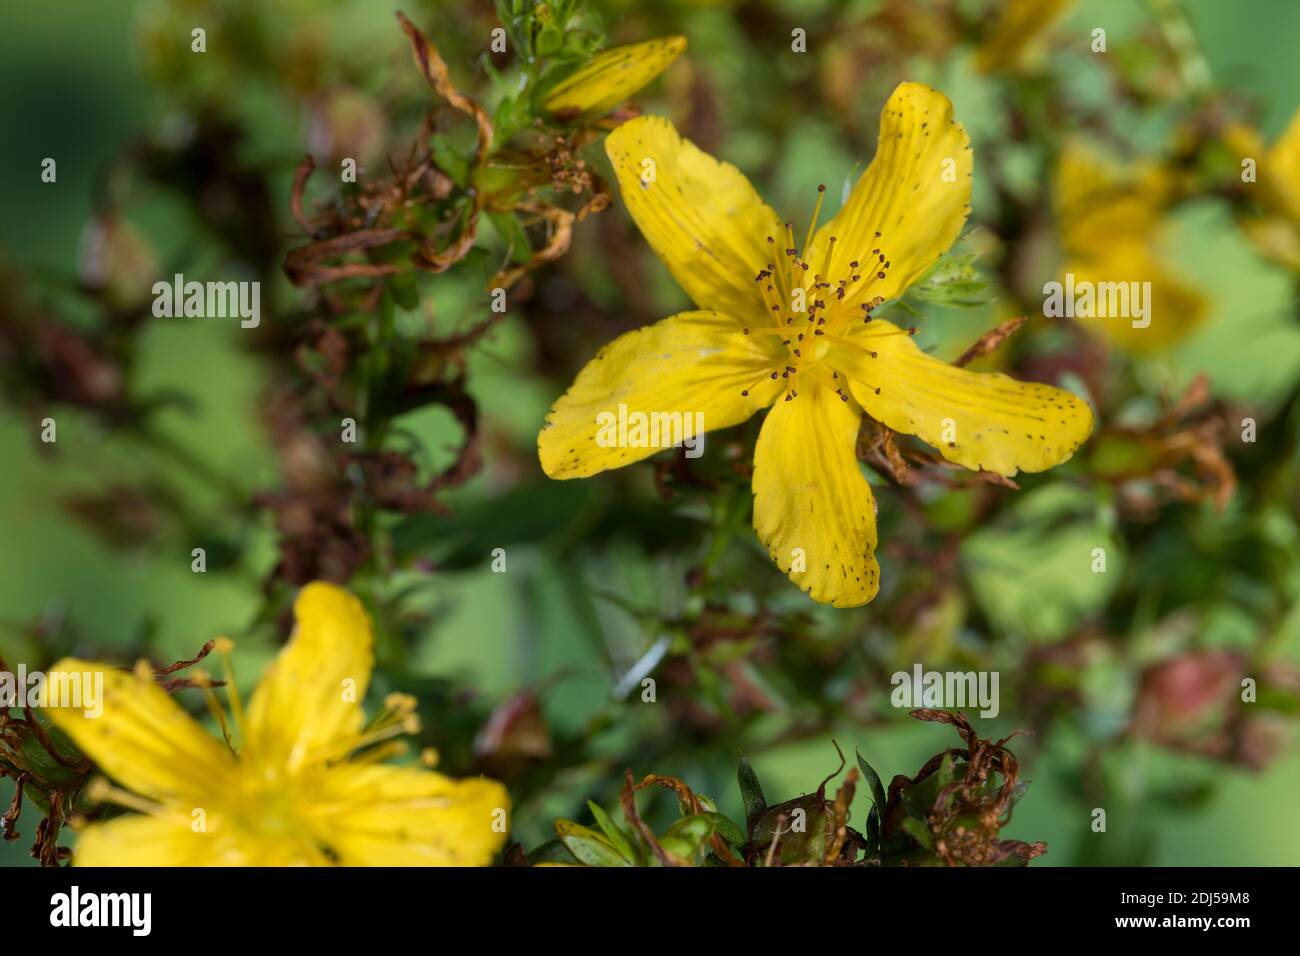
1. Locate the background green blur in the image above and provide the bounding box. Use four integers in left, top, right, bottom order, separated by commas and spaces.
3, 0, 1300, 866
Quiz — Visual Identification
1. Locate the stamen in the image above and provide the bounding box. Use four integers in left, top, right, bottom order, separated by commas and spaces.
803, 364, 853, 400
820, 237, 837, 280
802, 184, 826, 260
194, 673, 236, 755
213, 637, 245, 746
85, 778, 192, 827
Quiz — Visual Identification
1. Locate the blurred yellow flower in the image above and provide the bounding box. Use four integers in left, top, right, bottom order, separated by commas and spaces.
538, 84, 1093, 608
543, 36, 686, 121
1054, 142, 1208, 353
1224, 109, 1300, 271
48, 583, 508, 866
976, 0, 1074, 74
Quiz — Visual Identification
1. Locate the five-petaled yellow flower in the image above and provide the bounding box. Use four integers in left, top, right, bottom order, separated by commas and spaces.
538, 83, 1093, 608
47, 583, 508, 866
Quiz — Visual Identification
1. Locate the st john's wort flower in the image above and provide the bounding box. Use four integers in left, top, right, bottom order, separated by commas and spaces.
46, 583, 508, 865
538, 83, 1093, 608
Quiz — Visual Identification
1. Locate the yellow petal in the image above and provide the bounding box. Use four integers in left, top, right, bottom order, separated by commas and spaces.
313, 764, 509, 866
539, 310, 785, 478
751, 381, 880, 607
71, 815, 223, 867
243, 582, 373, 770
828, 318, 1093, 477
543, 37, 686, 119
605, 114, 785, 316
44, 659, 234, 802
975, 0, 1074, 74
807, 83, 971, 309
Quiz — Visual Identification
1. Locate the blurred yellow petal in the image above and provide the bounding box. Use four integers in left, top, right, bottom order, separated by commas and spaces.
1264, 107, 1300, 221
808, 83, 971, 309
1237, 213, 1300, 271
1228, 110, 1300, 271
243, 582, 373, 771
829, 318, 1093, 477
975, 0, 1074, 74
543, 37, 686, 119
71, 815, 223, 867
539, 310, 785, 478
752, 382, 880, 607
45, 659, 234, 802
1056, 142, 1167, 254
1054, 142, 1208, 350
605, 115, 785, 317
1064, 246, 1210, 353
315, 764, 509, 866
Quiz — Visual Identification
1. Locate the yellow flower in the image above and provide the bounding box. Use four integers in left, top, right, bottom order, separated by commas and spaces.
47, 583, 508, 866
975, 0, 1074, 74
538, 83, 1093, 608
1054, 141, 1208, 353
543, 36, 687, 121
1224, 109, 1300, 271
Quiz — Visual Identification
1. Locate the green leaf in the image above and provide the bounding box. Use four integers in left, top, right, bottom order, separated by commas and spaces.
586, 800, 638, 863
487, 210, 532, 265
737, 757, 767, 828
554, 819, 632, 866
535, 23, 562, 56
662, 814, 716, 858
389, 272, 420, 312
855, 749, 888, 843
907, 250, 992, 307
962, 484, 1123, 643
430, 134, 470, 187
900, 817, 934, 851
705, 811, 746, 849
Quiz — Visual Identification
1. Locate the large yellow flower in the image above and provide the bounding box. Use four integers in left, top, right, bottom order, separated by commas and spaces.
46, 583, 508, 866
1054, 141, 1209, 353
538, 83, 1093, 608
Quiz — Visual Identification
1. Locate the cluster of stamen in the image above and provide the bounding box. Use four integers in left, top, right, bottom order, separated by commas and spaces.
738, 184, 914, 404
